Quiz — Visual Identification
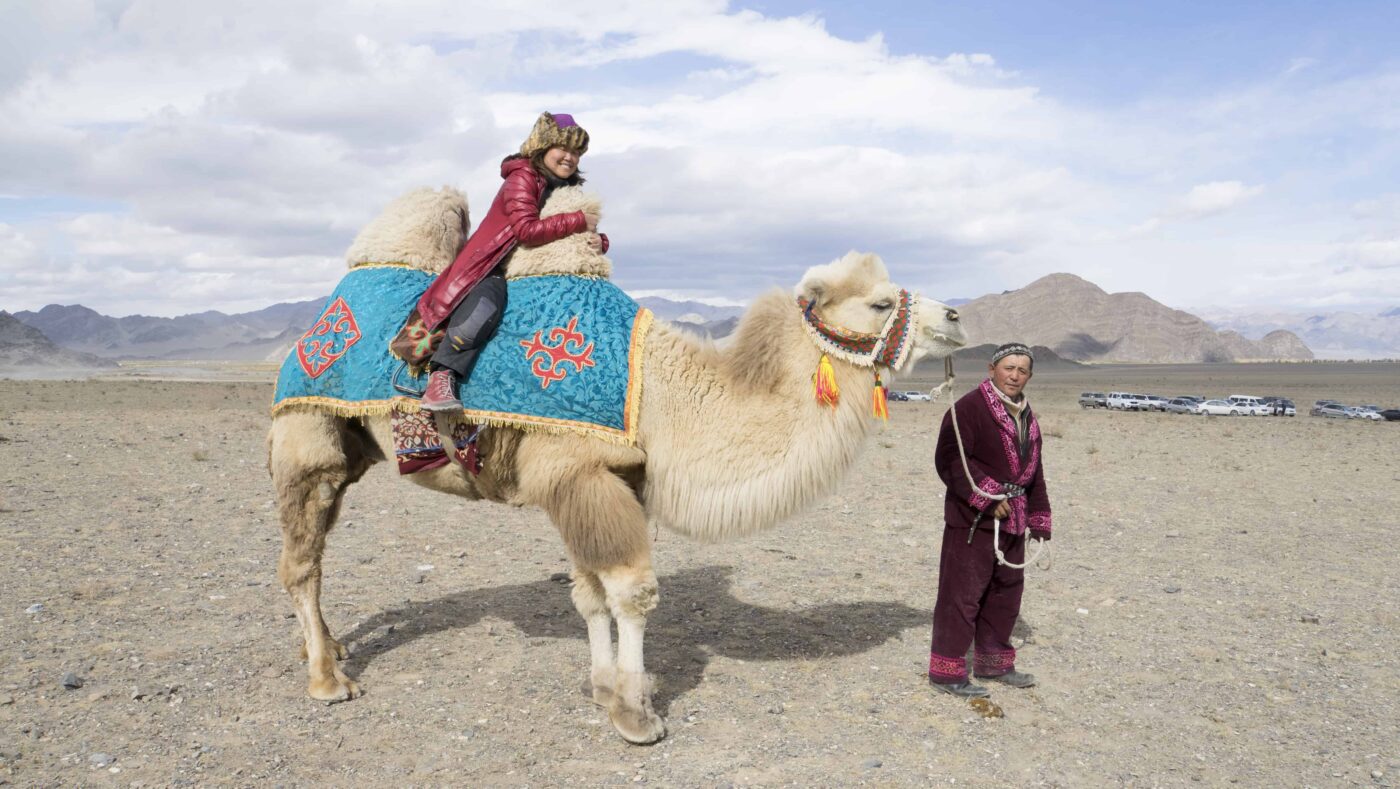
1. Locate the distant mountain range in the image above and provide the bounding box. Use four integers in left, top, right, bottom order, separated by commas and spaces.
0, 311, 117, 369
953, 274, 1313, 363
1198, 307, 1400, 360
4, 274, 1349, 368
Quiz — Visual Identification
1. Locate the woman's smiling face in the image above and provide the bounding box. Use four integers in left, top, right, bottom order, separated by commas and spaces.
542, 146, 580, 179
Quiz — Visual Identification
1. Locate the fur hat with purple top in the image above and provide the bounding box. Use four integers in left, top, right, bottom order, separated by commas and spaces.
519, 112, 590, 157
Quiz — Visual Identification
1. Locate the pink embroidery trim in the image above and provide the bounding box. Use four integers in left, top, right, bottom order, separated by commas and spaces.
928, 653, 968, 680
970, 475, 1001, 511
1028, 512, 1052, 533
974, 649, 1016, 674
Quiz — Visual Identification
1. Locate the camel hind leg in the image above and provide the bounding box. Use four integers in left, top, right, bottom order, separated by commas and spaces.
267, 411, 378, 702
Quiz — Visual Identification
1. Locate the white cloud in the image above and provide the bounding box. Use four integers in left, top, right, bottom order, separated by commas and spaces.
0, 1, 1397, 318
1177, 180, 1264, 217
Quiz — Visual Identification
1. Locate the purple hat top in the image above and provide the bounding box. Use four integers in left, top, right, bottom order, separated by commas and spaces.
552, 113, 578, 127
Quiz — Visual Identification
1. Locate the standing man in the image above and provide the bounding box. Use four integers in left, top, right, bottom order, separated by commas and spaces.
928, 343, 1052, 698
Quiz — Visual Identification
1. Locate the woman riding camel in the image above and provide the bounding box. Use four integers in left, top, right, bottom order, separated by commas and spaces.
418, 111, 607, 410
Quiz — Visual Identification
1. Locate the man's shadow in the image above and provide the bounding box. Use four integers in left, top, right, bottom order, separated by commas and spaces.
340, 565, 927, 713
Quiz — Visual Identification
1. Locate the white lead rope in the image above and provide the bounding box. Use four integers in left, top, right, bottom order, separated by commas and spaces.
934, 357, 1050, 570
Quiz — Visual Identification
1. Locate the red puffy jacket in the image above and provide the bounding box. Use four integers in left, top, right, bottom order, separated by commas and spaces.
416, 157, 608, 328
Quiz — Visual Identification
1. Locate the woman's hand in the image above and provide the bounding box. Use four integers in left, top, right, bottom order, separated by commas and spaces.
992, 500, 1011, 520
584, 213, 598, 232
586, 233, 603, 252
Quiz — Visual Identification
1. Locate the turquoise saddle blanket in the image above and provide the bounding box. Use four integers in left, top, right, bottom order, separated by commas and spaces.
273, 267, 650, 445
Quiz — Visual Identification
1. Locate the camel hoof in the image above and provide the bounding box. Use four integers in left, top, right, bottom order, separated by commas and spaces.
307, 673, 362, 703
299, 638, 350, 661
609, 671, 665, 745
610, 704, 666, 744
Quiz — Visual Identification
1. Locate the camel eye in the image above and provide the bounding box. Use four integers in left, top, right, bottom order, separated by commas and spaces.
871, 300, 893, 312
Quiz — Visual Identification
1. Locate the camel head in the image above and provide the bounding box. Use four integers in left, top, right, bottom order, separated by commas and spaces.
794, 251, 966, 372
505, 186, 611, 279
345, 186, 469, 273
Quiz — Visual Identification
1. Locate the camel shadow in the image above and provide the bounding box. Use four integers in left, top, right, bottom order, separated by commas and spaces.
340, 565, 927, 714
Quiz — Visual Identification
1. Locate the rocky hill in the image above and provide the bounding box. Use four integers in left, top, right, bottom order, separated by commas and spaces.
1201, 307, 1400, 360
955, 274, 1313, 363
13, 300, 325, 361
0, 311, 118, 370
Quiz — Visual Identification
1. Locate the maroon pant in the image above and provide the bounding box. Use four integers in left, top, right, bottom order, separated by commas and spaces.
928, 525, 1024, 682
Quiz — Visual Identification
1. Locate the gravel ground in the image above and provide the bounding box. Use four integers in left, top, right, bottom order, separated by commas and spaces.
0, 363, 1396, 787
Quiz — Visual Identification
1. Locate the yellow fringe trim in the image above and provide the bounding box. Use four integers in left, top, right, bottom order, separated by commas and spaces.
347, 261, 422, 270
269, 395, 424, 418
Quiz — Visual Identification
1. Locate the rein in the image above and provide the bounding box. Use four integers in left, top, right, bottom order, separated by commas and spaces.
934, 356, 1050, 570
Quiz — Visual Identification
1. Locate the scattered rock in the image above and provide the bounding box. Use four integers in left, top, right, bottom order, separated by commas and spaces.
61, 672, 84, 689
1165, 531, 1182, 538
89, 753, 114, 767
1371, 770, 1383, 780
862, 759, 882, 769
1164, 585, 1181, 594
1300, 614, 1320, 624
0, 694, 13, 705
24, 604, 43, 614
1076, 608, 1090, 615
413, 573, 426, 585
767, 704, 783, 714
549, 572, 571, 584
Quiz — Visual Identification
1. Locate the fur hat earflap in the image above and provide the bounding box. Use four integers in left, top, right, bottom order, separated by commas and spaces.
520, 112, 590, 158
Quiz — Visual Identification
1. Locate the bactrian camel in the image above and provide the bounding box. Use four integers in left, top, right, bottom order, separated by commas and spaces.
267, 186, 968, 744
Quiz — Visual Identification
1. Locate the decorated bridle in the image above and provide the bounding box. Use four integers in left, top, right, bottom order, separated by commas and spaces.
797, 288, 918, 421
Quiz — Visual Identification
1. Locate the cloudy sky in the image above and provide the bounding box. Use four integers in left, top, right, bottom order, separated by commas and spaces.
2, 0, 1398, 318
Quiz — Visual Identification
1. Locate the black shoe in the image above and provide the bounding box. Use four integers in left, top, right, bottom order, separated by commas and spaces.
974, 669, 1036, 688
929, 678, 991, 698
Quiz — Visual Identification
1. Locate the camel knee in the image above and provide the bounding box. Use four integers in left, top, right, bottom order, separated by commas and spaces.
599, 570, 659, 619
570, 572, 611, 619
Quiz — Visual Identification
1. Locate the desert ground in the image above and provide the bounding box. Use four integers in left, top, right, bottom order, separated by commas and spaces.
0, 361, 1397, 787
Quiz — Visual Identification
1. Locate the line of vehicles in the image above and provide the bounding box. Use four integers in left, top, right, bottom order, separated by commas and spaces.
1079, 392, 1296, 415
1079, 392, 1399, 420
888, 390, 932, 402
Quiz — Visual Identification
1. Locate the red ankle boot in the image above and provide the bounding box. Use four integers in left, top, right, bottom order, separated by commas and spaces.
420, 369, 461, 411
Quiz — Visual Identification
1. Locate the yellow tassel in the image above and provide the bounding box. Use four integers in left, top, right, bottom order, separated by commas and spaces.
813, 353, 839, 407
872, 372, 889, 422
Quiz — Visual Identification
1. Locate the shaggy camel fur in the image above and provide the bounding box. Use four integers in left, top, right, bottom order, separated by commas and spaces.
267, 186, 967, 744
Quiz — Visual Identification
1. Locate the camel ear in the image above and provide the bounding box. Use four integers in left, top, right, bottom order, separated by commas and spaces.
795, 275, 828, 306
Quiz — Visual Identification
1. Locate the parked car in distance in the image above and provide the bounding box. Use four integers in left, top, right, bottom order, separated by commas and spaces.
1107, 392, 1144, 410
1311, 400, 1342, 415
902, 391, 932, 402
1165, 397, 1201, 414
1176, 395, 1206, 403
1379, 409, 1400, 421
1078, 392, 1107, 408
1198, 399, 1241, 416
1313, 404, 1348, 419
1345, 406, 1383, 421
1269, 399, 1297, 417
887, 390, 909, 402
1142, 395, 1170, 411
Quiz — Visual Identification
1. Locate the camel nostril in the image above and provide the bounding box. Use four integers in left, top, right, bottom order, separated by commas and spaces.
946, 309, 959, 322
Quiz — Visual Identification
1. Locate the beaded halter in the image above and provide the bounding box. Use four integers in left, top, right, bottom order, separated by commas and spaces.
796, 289, 919, 419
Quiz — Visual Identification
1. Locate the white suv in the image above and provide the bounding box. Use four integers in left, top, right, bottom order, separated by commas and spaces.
1107, 392, 1142, 410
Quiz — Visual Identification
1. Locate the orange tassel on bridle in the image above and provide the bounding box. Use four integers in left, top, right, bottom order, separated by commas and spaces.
872, 372, 889, 422
813, 353, 839, 407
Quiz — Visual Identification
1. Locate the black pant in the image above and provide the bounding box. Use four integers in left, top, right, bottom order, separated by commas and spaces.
430, 273, 506, 379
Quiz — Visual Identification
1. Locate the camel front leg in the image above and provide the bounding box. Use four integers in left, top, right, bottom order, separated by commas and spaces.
598, 564, 664, 744
536, 455, 664, 744
571, 570, 617, 707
